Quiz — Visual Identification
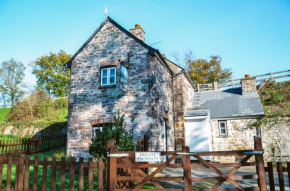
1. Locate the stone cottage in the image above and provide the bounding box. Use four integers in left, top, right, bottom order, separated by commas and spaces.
184, 77, 264, 161
65, 17, 264, 159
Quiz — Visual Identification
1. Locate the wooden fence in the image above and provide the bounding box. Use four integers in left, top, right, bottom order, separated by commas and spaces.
107, 136, 267, 191
0, 154, 104, 191
0, 135, 66, 155
220, 69, 290, 88
265, 162, 290, 191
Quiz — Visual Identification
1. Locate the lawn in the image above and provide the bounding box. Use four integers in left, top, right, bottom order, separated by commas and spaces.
0, 108, 11, 124
0, 147, 100, 191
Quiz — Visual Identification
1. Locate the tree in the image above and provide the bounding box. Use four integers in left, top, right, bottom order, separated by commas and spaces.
187, 55, 232, 85
32, 50, 71, 97
89, 113, 135, 160
0, 58, 26, 106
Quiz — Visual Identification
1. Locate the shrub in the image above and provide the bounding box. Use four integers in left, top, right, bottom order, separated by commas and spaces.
54, 97, 68, 109
89, 113, 135, 160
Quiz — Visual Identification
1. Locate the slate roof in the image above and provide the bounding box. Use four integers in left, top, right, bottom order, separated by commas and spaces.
190, 88, 264, 119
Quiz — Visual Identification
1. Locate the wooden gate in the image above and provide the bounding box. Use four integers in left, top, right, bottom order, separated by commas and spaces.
107, 136, 267, 191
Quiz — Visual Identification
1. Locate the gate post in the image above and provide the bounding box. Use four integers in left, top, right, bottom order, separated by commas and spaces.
107, 139, 116, 191
182, 146, 192, 191
254, 136, 267, 191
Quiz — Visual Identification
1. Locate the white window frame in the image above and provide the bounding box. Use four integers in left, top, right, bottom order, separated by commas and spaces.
101, 67, 116, 86
218, 121, 227, 136
92, 127, 103, 137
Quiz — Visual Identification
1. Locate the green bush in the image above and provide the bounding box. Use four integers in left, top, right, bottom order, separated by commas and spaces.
89, 113, 135, 160
54, 97, 68, 109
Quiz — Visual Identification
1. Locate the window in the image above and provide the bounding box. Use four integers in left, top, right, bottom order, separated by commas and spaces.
120, 65, 128, 89
101, 67, 116, 86
218, 121, 227, 136
92, 127, 103, 138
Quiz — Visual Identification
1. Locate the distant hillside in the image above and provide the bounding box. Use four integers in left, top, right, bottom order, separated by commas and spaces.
259, 81, 290, 117
0, 91, 68, 138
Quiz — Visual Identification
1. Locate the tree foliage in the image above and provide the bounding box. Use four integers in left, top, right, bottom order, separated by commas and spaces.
187, 55, 232, 86
89, 114, 135, 160
32, 50, 71, 97
0, 58, 25, 106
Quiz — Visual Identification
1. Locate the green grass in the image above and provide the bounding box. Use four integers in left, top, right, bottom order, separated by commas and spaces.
0, 108, 11, 124
0, 148, 100, 191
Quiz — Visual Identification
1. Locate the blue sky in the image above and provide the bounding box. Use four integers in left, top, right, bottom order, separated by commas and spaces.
0, 0, 289, 85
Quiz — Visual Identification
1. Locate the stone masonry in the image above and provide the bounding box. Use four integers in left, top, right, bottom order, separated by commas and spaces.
173, 73, 195, 151
210, 118, 258, 162
67, 18, 175, 158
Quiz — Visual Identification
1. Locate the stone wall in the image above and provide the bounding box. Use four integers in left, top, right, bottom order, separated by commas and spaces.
67, 21, 174, 158
174, 73, 195, 151
261, 117, 290, 161
210, 118, 258, 162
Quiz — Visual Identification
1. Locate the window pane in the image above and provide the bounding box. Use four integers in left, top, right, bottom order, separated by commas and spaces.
102, 69, 107, 77
110, 76, 115, 84
220, 129, 226, 135
102, 77, 107, 85
110, 68, 116, 76
220, 122, 225, 128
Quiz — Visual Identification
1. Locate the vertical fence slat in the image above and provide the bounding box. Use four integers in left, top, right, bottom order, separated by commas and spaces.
277, 162, 285, 191
287, 162, 290, 190
182, 146, 189, 191
98, 157, 103, 191
254, 136, 267, 191
88, 158, 94, 191
69, 157, 75, 191
17, 156, 24, 191
51, 157, 56, 191
185, 146, 192, 191
15, 157, 19, 190
78, 157, 84, 191
0, 155, 4, 189
32, 156, 39, 191
42, 157, 48, 191
267, 162, 275, 191
24, 156, 30, 191
5, 155, 12, 191
60, 157, 66, 191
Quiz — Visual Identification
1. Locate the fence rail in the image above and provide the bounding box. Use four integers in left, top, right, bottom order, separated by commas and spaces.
0, 154, 104, 191
0, 134, 66, 155
220, 69, 290, 88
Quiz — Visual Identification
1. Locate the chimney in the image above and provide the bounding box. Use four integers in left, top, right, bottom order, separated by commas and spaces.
241, 74, 256, 92
130, 24, 145, 42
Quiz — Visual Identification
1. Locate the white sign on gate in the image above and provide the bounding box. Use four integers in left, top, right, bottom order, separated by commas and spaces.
135, 152, 161, 162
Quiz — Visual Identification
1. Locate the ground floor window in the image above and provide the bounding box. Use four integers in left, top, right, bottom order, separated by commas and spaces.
218, 120, 227, 136
92, 126, 103, 138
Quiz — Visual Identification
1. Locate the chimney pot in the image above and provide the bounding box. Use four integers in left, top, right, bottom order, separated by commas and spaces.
245, 74, 250, 78
135, 24, 140, 29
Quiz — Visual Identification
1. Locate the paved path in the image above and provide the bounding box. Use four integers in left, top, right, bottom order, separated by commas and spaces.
155, 166, 290, 190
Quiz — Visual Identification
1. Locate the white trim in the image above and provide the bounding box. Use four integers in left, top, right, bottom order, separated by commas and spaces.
218, 121, 227, 136
101, 67, 116, 86
92, 126, 103, 137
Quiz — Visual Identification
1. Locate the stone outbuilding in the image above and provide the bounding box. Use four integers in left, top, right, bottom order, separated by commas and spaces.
183, 77, 264, 161
65, 17, 264, 159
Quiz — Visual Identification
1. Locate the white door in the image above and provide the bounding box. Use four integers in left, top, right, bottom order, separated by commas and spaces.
185, 117, 211, 160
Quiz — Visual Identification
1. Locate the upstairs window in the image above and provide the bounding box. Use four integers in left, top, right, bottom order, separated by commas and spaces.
218, 121, 227, 136
120, 65, 128, 90
101, 67, 116, 86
